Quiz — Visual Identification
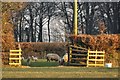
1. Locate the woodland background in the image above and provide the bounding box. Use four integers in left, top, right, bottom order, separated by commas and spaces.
1, 2, 120, 66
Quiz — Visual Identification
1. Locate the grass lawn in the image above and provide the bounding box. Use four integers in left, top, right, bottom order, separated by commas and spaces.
21, 59, 60, 67
2, 59, 119, 78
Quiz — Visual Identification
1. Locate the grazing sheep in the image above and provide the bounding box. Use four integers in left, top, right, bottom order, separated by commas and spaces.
59, 58, 64, 65
21, 57, 25, 60
31, 56, 38, 61
62, 53, 68, 62
26, 56, 31, 66
59, 53, 68, 65
46, 53, 61, 62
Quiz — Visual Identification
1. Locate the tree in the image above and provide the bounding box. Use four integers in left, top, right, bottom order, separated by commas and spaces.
11, 2, 120, 43
2, 2, 26, 51
118, 2, 120, 33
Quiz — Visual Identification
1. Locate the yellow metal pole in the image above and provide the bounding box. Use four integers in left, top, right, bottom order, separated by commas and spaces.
74, 0, 78, 36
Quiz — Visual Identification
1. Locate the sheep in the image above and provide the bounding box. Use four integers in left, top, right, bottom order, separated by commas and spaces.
31, 56, 38, 61
46, 53, 61, 62
26, 56, 31, 66
21, 57, 25, 60
59, 53, 68, 65
59, 58, 64, 65
62, 53, 68, 62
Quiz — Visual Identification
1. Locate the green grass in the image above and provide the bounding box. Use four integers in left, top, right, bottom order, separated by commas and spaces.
22, 59, 59, 67
2, 59, 119, 78
2, 67, 118, 78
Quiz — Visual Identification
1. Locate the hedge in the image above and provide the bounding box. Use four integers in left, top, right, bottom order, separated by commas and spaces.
71, 34, 120, 67
16, 42, 68, 59
2, 34, 120, 67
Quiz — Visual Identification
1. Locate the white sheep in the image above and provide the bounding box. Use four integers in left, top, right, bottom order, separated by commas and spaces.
21, 56, 25, 60
31, 56, 38, 61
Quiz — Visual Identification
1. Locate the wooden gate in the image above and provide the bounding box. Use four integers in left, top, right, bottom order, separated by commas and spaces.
68, 45, 105, 67
87, 50, 105, 67
9, 44, 22, 66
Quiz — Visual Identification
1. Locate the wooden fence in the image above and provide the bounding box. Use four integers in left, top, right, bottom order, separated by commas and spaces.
68, 45, 88, 66
9, 44, 22, 66
87, 50, 105, 67
68, 45, 105, 67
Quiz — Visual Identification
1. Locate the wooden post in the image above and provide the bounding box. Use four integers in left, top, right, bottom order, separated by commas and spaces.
18, 44, 21, 66
95, 50, 97, 67
70, 47, 72, 62
102, 50, 105, 67
68, 46, 70, 65
87, 49, 90, 67
74, 0, 78, 36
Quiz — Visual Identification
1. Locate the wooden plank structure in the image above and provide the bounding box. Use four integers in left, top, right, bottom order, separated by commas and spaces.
68, 45, 105, 67
68, 45, 88, 66
9, 44, 22, 66
87, 50, 105, 67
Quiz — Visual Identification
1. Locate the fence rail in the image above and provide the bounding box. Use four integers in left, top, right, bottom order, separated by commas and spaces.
9, 44, 22, 66
87, 50, 105, 67
68, 45, 105, 67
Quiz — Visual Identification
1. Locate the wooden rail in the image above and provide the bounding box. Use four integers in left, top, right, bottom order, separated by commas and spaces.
68, 45, 105, 67
87, 50, 105, 67
9, 44, 22, 66
69, 45, 87, 66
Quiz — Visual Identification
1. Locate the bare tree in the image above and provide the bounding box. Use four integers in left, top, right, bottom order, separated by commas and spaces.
12, 2, 120, 42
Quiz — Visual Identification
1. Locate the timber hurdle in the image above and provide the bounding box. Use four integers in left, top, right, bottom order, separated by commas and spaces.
9, 44, 22, 66
68, 45, 105, 67
68, 45, 88, 66
87, 50, 105, 67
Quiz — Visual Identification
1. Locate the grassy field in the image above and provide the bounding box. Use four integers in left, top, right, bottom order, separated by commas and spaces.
22, 59, 60, 67
2, 59, 119, 78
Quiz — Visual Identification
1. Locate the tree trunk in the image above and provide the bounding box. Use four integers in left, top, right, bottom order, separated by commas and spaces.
89, 3, 95, 34
118, 2, 120, 33
106, 3, 113, 34
38, 17, 43, 42
29, 6, 34, 42
48, 16, 51, 42
14, 27, 18, 42
85, 2, 89, 34
47, 4, 51, 42
19, 14, 22, 42
25, 27, 30, 42
112, 3, 118, 34
34, 19, 37, 42
63, 2, 72, 33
